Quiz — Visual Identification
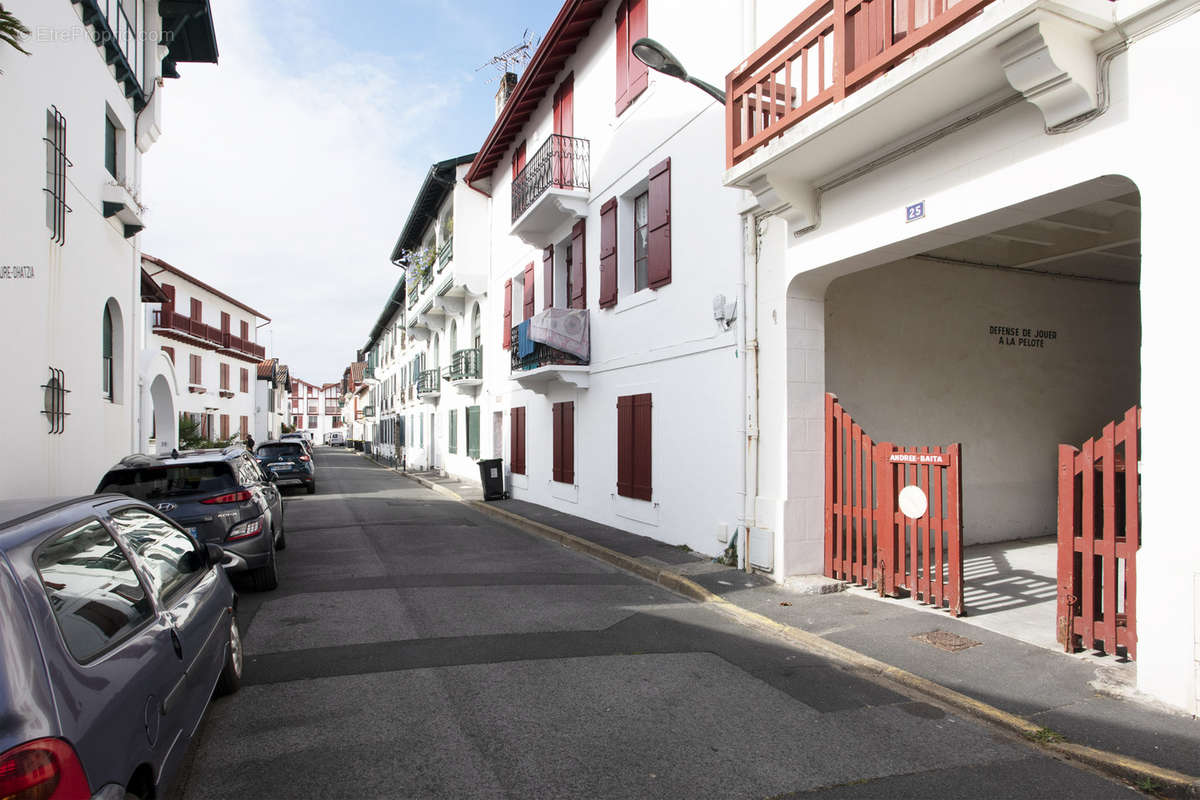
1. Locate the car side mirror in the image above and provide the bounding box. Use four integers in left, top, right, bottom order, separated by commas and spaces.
205, 542, 227, 566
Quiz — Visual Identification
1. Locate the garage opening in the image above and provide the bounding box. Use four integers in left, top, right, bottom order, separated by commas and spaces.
823, 179, 1140, 650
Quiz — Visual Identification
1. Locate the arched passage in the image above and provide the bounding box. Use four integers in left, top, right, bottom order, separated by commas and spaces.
150, 374, 176, 453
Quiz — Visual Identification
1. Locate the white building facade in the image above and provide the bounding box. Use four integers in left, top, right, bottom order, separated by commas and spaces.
0, 0, 216, 497
726, 0, 1199, 712
255, 358, 290, 443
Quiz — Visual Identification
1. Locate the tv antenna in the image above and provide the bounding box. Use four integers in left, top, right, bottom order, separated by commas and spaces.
477, 29, 539, 80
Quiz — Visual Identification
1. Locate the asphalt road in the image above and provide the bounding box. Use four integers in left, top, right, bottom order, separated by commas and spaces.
169, 447, 1137, 799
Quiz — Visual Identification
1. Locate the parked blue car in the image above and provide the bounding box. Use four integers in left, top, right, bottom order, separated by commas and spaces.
0, 495, 241, 800
254, 440, 316, 494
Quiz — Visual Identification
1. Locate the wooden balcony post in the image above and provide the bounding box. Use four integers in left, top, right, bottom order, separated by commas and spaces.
833, 0, 847, 101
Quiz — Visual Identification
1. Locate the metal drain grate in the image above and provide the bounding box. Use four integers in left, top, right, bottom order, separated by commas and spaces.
913, 630, 981, 652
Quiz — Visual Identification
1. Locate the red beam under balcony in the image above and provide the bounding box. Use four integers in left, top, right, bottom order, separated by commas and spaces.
726, 0, 996, 168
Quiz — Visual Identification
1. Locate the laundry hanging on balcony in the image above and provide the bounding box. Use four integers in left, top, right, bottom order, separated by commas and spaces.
529, 308, 589, 361
517, 319, 535, 358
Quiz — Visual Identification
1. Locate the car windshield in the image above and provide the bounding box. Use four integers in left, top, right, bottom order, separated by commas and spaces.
98, 463, 236, 500
257, 444, 303, 461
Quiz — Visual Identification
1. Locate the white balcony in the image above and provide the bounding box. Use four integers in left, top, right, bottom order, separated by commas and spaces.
510, 134, 591, 248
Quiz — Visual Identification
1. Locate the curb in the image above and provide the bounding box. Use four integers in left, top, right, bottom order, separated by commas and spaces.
401, 470, 1200, 798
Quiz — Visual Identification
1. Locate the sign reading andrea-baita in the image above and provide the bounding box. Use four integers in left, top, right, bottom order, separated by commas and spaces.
989, 324, 1057, 349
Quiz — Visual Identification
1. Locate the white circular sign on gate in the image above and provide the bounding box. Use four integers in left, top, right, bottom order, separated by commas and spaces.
898, 485, 929, 520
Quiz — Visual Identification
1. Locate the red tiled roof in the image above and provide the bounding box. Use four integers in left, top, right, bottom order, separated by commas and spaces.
257, 359, 276, 379
349, 362, 366, 383
465, 0, 609, 188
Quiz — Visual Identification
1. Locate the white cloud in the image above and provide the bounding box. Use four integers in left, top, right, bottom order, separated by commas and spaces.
142, 0, 451, 382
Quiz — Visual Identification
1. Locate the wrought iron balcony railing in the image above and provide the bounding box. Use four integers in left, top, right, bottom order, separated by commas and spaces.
511, 134, 590, 223
438, 238, 453, 270
446, 348, 482, 382
510, 327, 588, 372
417, 369, 441, 395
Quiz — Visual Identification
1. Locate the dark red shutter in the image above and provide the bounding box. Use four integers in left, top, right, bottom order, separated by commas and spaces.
522, 262, 535, 318
570, 218, 586, 309
190, 297, 202, 320
647, 157, 671, 289
617, 395, 633, 497
240, 320, 249, 339
599, 197, 618, 308
221, 311, 230, 334
161, 284, 175, 314
512, 140, 526, 180
502, 278, 512, 349
553, 75, 574, 138
543, 245, 554, 310
220, 415, 229, 440
552, 403, 563, 482
628, 0, 648, 102
510, 407, 526, 475
615, 1, 630, 114
632, 394, 652, 500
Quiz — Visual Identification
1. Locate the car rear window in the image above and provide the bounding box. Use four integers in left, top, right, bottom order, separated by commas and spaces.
98, 463, 236, 501
256, 444, 304, 461
36, 520, 154, 662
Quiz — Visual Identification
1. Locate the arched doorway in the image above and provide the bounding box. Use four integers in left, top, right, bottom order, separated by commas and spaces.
149, 374, 176, 453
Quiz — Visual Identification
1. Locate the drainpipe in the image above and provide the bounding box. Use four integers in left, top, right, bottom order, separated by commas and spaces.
742, 213, 761, 574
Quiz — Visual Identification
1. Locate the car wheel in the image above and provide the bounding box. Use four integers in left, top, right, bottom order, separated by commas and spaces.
249, 542, 279, 591
306, 482, 316, 495
215, 613, 243, 696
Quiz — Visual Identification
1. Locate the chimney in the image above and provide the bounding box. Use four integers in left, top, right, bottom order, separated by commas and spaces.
494, 71, 518, 119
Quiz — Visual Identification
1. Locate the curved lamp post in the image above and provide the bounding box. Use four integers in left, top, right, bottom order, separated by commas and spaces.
631, 37, 726, 104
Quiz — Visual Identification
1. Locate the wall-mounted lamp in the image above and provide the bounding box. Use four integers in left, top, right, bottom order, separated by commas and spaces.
631, 37, 726, 104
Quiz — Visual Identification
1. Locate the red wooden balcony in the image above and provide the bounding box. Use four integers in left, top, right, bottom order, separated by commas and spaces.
726, 0, 996, 167
153, 310, 266, 361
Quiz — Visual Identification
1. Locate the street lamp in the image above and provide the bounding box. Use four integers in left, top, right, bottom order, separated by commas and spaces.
631, 37, 726, 104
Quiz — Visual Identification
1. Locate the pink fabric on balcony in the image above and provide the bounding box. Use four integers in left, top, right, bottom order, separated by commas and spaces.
528, 308, 589, 360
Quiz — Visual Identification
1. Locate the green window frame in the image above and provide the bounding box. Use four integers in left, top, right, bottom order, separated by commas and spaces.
466, 406, 480, 459
448, 409, 458, 454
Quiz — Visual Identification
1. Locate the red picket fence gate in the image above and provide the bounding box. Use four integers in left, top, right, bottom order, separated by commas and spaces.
825, 394, 965, 615
1057, 406, 1141, 659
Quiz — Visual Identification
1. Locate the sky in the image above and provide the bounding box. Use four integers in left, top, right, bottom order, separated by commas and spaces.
142, 0, 563, 384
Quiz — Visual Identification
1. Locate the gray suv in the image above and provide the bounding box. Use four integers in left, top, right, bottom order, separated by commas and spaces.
0, 494, 241, 800
97, 447, 285, 591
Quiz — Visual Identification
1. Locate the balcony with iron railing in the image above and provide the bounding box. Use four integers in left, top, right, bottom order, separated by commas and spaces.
510, 133, 590, 247
417, 368, 442, 398
722, 0, 1104, 212
437, 237, 453, 271
153, 310, 265, 361
445, 348, 482, 387
509, 312, 590, 393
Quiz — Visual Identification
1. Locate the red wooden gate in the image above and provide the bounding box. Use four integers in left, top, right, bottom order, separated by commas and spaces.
1057, 406, 1140, 659
825, 394, 965, 615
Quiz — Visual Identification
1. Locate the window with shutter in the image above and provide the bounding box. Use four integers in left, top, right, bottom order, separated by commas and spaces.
522, 263, 535, 319
552, 401, 575, 484
616, 393, 652, 500
449, 409, 457, 454
543, 245, 554, 310
190, 298, 202, 321
502, 279, 513, 350
240, 320, 249, 339
220, 414, 229, 441
615, 0, 649, 116
240, 368, 249, 393
240, 416, 248, 437
467, 406, 480, 459
161, 284, 175, 314
190, 354, 201, 385
569, 219, 586, 309
220, 311, 230, 334
647, 157, 671, 289
512, 140, 526, 180
220, 363, 229, 391
599, 197, 618, 308
510, 407, 526, 475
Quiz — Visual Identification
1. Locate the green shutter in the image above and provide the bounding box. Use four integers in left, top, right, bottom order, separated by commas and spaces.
449, 409, 458, 454
466, 406, 480, 459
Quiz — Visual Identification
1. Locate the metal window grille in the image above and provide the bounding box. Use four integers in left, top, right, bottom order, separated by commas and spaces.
44, 107, 73, 246
41, 368, 71, 434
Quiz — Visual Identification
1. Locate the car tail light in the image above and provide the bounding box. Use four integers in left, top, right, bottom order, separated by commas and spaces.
226, 516, 264, 542
0, 739, 90, 800
299, 455, 310, 462
202, 490, 253, 505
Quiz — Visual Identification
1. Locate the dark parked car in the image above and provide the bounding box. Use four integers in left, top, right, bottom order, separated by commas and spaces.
279, 432, 313, 458
0, 494, 241, 800
255, 440, 316, 494
96, 447, 284, 591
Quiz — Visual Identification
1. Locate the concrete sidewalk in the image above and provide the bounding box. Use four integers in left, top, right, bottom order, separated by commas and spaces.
397, 465, 1198, 795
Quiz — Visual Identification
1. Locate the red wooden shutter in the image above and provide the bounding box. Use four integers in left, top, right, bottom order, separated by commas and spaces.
240, 320, 249, 339
161, 284, 175, 314
510, 407, 526, 475
615, 1, 630, 114
599, 198, 618, 308
617, 395, 633, 497
554, 74, 574, 138
522, 262, 535, 319
647, 157, 672, 289
190, 298, 202, 320
162, 346, 174, 364
553, 401, 575, 484
190, 354, 201, 384
543, 245, 555, 310
220, 363, 229, 390
240, 368, 249, 393
240, 416, 248, 437
570, 218, 586, 309
631, 393, 652, 500
220, 414, 229, 440
512, 140, 526, 180
502, 278, 513, 349
628, 0, 648, 101
221, 311, 230, 334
